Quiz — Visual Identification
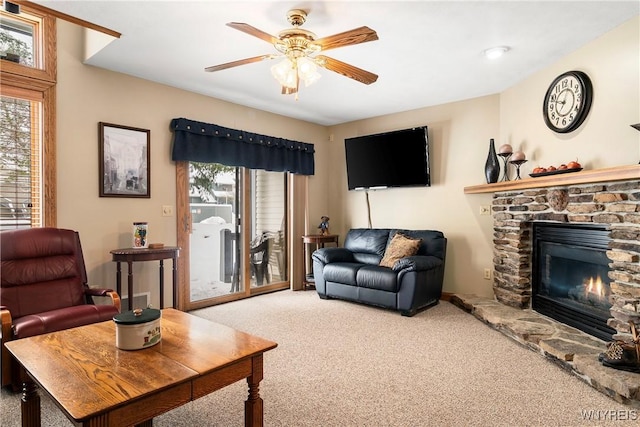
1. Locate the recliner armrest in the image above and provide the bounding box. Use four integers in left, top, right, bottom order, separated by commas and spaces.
1, 307, 14, 387
85, 287, 115, 297
312, 247, 355, 264
1, 306, 12, 334
84, 288, 121, 313
393, 255, 443, 272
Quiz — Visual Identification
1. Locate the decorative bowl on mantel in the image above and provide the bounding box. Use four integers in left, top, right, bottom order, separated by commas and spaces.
529, 168, 583, 178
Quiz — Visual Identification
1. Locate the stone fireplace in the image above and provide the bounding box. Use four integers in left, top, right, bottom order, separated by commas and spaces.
457, 166, 640, 406
491, 176, 640, 340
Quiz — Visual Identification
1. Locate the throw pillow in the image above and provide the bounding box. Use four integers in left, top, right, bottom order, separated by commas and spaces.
379, 233, 421, 268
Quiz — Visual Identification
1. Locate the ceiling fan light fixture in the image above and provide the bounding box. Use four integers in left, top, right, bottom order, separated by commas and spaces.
483, 46, 510, 59
297, 57, 321, 87
284, 68, 298, 89
271, 57, 321, 92
271, 58, 296, 88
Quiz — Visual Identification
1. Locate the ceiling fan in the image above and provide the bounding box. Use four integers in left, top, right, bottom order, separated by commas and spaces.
205, 9, 379, 96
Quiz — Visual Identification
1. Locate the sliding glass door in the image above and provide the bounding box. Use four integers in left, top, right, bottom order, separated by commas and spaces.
248, 169, 287, 290
176, 162, 288, 311
188, 164, 241, 302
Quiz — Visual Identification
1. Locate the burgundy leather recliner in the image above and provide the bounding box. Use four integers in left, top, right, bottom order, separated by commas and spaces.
1, 227, 121, 388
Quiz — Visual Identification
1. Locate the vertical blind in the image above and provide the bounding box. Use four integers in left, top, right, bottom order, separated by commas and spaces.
170, 118, 315, 176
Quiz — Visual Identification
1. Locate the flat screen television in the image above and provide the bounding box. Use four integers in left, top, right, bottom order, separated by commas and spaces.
344, 126, 430, 191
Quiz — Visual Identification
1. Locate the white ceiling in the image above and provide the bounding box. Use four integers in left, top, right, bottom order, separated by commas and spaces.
35, 1, 639, 126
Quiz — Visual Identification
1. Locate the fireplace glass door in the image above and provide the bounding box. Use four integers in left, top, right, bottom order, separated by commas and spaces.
532, 222, 616, 341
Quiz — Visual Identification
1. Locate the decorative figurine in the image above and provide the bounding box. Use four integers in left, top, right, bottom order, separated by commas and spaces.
318, 216, 330, 235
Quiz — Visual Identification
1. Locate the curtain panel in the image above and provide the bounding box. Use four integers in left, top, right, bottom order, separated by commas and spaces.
170, 118, 315, 175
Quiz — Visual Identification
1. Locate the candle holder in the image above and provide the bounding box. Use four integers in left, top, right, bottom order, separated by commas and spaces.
497, 152, 512, 181
509, 159, 528, 180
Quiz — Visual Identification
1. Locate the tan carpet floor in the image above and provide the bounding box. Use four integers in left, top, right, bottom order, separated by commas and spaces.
1, 290, 638, 426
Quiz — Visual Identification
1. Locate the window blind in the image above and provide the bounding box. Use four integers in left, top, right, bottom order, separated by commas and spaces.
0, 92, 42, 229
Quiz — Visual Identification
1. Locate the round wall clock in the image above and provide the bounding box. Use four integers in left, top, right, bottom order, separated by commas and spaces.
543, 70, 593, 133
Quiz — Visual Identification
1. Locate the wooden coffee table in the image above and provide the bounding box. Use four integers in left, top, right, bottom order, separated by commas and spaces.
5, 308, 277, 427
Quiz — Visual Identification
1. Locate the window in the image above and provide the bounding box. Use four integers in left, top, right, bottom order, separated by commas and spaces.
0, 4, 56, 229
0, 7, 38, 68
0, 90, 42, 229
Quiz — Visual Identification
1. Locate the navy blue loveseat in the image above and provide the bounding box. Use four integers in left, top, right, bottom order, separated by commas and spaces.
312, 228, 447, 316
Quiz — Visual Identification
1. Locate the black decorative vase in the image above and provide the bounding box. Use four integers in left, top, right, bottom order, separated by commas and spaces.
484, 138, 499, 184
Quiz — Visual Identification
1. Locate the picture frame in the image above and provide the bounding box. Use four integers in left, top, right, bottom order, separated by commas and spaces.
99, 122, 150, 198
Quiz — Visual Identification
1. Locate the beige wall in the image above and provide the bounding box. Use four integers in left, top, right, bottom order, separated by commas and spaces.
325, 16, 639, 298
326, 96, 499, 297
56, 21, 328, 307
500, 16, 639, 169
56, 15, 638, 304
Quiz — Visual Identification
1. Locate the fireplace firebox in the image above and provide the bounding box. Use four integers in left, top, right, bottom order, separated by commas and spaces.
531, 222, 616, 341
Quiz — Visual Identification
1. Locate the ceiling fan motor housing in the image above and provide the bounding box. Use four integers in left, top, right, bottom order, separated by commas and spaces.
286, 9, 307, 27
276, 28, 319, 58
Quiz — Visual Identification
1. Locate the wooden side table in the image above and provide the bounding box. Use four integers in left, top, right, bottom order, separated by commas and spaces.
301, 234, 339, 290
110, 246, 180, 310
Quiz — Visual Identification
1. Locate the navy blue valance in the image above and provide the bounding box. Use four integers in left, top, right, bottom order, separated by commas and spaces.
170, 118, 315, 175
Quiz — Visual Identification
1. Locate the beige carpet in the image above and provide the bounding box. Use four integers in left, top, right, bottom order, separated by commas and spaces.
1, 290, 638, 426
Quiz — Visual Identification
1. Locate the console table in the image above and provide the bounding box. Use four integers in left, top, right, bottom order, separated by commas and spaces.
110, 246, 180, 310
301, 234, 339, 290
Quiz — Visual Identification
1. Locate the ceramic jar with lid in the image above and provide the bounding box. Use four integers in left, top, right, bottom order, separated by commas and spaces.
113, 308, 161, 350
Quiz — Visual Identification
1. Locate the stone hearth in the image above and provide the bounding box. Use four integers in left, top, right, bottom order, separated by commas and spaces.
451, 294, 640, 407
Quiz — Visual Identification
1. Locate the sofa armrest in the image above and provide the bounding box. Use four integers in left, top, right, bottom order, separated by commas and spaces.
393, 255, 442, 272
312, 247, 355, 264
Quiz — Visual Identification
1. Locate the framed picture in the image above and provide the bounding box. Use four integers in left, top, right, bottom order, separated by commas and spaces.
99, 122, 150, 198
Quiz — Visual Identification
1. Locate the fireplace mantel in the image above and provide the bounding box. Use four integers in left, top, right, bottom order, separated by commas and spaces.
464, 164, 639, 194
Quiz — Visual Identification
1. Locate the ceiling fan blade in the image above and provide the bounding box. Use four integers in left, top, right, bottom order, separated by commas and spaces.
315, 55, 378, 85
314, 26, 378, 52
227, 22, 279, 45
205, 55, 273, 72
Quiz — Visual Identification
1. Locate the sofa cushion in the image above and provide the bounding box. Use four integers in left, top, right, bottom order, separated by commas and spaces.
344, 229, 390, 258
322, 263, 363, 286
353, 252, 383, 265
356, 265, 398, 292
379, 233, 421, 268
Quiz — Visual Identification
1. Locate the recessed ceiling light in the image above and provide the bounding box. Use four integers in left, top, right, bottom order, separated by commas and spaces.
484, 46, 510, 59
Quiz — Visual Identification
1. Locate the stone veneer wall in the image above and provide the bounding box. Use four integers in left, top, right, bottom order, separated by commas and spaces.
492, 178, 640, 337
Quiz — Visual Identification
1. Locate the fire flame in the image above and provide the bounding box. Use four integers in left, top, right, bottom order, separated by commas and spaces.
585, 276, 606, 298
